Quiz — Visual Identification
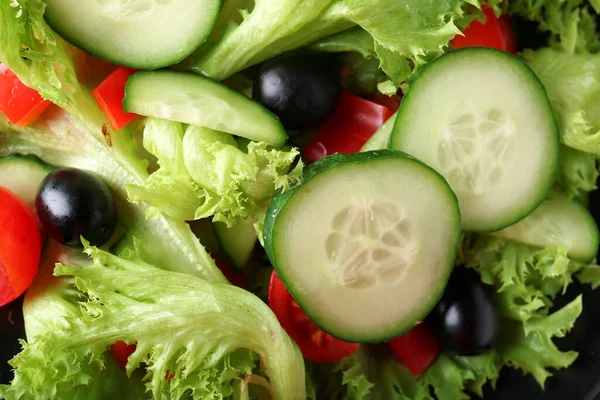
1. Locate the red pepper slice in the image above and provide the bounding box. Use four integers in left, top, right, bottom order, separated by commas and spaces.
0, 65, 51, 127
388, 322, 440, 376
451, 7, 516, 54
303, 92, 395, 163
92, 66, 138, 130
268, 271, 359, 363
110, 340, 137, 369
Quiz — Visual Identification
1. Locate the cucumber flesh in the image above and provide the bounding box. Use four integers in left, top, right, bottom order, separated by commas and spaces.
213, 219, 258, 272
264, 151, 461, 342
45, 0, 222, 69
0, 155, 52, 211
390, 48, 559, 232
124, 71, 287, 148
360, 113, 397, 152
490, 197, 599, 263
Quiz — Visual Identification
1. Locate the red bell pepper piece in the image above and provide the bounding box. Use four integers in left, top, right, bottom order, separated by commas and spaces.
0, 65, 51, 127
110, 340, 137, 369
304, 92, 395, 163
93, 66, 138, 130
388, 322, 440, 376
451, 7, 516, 54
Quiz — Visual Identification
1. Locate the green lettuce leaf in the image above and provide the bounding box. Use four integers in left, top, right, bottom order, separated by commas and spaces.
460, 236, 579, 321
2, 246, 305, 400
523, 48, 600, 155
497, 296, 582, 387
491, 0, 600, 53
188, 0, 480, 81
0, 1, 227, 282
557, 145, 599, 200
577, 264, 600, 288
127, 119, 302, 226
305, 353, 373, 400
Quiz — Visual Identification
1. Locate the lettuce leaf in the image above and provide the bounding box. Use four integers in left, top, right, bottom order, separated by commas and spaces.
557, 145, 599, 200
491, 0, 600, 53
188, 0, 480, 81
1, 245, 305, 400
0, 240, 148, 400
127, 119, 302, 226
307, 293, 582, 400
523, 48, 600, 155
0, 1, 226, 282
459, 236, 580, 321
497, 296, 582, 386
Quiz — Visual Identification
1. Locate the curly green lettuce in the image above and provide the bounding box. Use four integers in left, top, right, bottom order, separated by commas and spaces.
490, 0, 600, 53
557, 145, 599, 200
523, 48, 600, 155
127, 118, 302, 226
1, 244, 305, 400
309, 294, 581, 400
188, 0, 481, 84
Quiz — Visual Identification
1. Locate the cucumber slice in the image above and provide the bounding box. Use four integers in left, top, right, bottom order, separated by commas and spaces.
213, 219, 258, 272
360, 113, 397, 152
124, 71, 287, 148
0, 155, 52, 211
45, 0, 222, 69
490, 197, 599, 263
264, 150, 461, 342
390, 48, 559, 232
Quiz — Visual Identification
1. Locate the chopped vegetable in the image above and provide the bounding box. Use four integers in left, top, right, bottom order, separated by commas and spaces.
0, 187, 41, 307
391, 48, 559, 232
92, 67, 138, 130
304, 93, 395, 162
265, 151, 461, 342
490, 196, 600, 263
124, 70, 288, 148
0, 65, 50, 127
0, 155, 51, 212
110, 341, 137, 370
44, 0, 222, 69
269, 271, 359, 363
388, 323, 441, 376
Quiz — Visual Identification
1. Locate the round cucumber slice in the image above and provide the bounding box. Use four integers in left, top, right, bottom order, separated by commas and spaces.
490, 196, 600, 263
390, 48, 559, 232
0, 155, 52, 211
264, 151, 461, 342
44, 0, 222, 69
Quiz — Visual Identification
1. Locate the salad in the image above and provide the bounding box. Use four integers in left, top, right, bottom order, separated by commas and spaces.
1, 0, 600, 399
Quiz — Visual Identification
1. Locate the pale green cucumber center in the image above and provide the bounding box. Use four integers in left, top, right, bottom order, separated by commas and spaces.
325, 199, 418, 289
438, 107, 515, 196
96, 0, 175, 19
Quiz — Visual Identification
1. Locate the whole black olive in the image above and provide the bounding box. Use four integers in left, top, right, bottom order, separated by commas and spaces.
253, 54, 342, 130
36, 168, 117, 247
428, 267, 500, 354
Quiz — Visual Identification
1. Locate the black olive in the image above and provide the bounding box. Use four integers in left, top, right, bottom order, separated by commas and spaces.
428, 267, 500, 354
35, 168, 117, 247
253, 54, 342, 130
